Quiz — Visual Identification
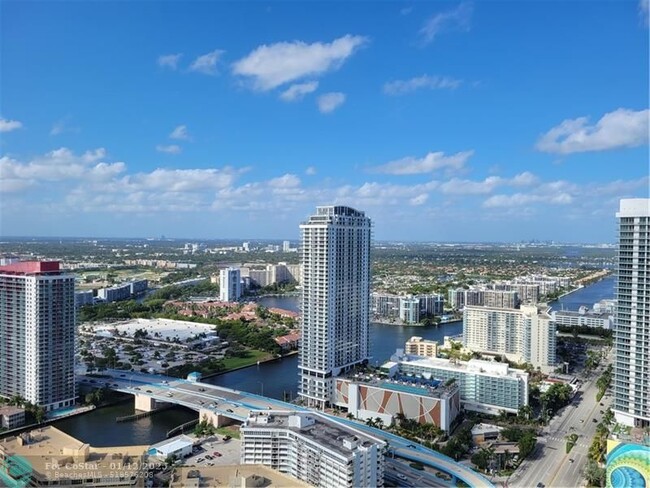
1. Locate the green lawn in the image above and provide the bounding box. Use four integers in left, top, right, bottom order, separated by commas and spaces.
215, 426, 241, 439
221, 349, 272, 371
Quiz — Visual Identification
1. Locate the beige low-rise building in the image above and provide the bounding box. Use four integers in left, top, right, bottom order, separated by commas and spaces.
0, 426, 148, 487
171, 464, 311, 488
405, 336, 439, 358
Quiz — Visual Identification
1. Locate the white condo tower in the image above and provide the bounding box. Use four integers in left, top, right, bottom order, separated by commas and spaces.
298, 206, 372, 409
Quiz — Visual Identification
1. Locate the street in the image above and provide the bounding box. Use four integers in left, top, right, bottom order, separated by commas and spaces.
509, 361, 612, 488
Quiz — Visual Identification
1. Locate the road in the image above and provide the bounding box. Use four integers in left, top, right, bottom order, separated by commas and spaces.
82, 370, 494, 487
509, 362, 612, 488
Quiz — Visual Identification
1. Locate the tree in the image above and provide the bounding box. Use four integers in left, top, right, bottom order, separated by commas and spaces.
584, 459, 606, 487
518, 404, 533, 422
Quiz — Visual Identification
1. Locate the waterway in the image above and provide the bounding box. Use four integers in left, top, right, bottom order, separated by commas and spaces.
549, 274, 615, 311
54, 278, 614, 447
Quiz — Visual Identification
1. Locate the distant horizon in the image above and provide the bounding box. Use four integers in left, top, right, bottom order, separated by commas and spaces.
0, 234, 617, 246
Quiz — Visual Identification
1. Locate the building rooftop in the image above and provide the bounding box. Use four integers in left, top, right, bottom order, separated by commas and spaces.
149, 435, 194, 456
385, 354, 528, 379
0, 406, 25, 416
243, 411, 385, 457
0, 261, 61, 275
0, 426, 148, 483
471, 423, 503, 436
171, 464, 311, 488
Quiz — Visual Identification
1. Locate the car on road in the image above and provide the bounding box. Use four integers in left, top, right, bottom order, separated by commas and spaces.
146, 390, 152, 393
134, 387, 140, 390
226, 409, 233, 413
592, 418, 597, 422
213, 451, 221, 457
196, 458, 204, 463
569, 459, 574, 463
120, 374, 126, 377
223, 435, 231, 442
397, 474, 407, 481
198, 388, 205, 392
537, 483, 545, 488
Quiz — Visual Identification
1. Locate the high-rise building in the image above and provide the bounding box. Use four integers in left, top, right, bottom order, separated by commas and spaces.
0, 261, 76, 411
613, 198, 650, 428
299, 206, 371, 408
219, 267, 241, 302
241, 410, 385, 488
282, 240, 291, 252
463, 304, 556, 371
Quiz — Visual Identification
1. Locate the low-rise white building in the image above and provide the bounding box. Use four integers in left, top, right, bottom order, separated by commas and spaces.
381, 352, 529, 415
552, 307, 613, 329
148, 435, 194, 460
241, 410, 386, 488
0, 406, 25, 429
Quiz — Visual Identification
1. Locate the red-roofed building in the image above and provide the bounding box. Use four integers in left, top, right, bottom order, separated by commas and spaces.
275, 332, 301, 352
0, 261, 76, 411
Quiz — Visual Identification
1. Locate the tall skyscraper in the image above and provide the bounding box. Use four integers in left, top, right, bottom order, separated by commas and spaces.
299, 206, 372, 409
613, 198, 649, 428
0, 261, 76, 411
219, 267, 242, 302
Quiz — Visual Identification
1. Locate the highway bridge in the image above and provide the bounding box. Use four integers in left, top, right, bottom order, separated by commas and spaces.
81, 370, 494, 488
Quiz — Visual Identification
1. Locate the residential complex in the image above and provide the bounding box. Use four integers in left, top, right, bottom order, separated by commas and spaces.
96, 279, 148, 303
0, 261, 76, 411
240, 410, 386, 488
613, 198, 650, 428
371, 292, 444, 324
463, 304, 557, 371
219, 267, 242, 302
298, 206, 372, 408
552, 306, 613, 330
381, 352, 529, 415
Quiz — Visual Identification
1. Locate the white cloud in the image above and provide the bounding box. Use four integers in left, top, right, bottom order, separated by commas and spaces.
383, 75, 462, 95
0, 147, 120, 187
420, 2, 473, 45
640, 0, 649, 25
158, 53, 182, 70
280, 81, 319, 102
232, 35, 367, 91
268, 174, 301, 188
510, 171, 539, 186
536, 108, 649, 154
50, 118, 80, 136
189, 50, 224, 75
156, 144, 182, 154
305, 166, 317, 175
0, 118, 23, 132
169, 125, 191, 141
409, 193, 428, 206
317, 92, 346, 113
440, 176, 504, 195
483, 192, 574, 208
373, 150, 473, 175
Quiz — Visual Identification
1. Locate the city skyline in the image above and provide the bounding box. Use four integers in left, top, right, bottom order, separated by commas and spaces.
1, 1, 648, 242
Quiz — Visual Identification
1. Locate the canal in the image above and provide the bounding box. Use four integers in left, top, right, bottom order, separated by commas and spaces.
55, 277, 615, 446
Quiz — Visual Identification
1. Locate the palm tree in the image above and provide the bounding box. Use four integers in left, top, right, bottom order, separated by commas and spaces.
518, 405, 533, 422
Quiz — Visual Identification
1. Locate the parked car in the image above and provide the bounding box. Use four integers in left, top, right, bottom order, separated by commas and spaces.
213, 451, 222, 457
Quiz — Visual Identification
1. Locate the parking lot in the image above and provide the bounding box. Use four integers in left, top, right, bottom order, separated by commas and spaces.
183, 435, 241, 467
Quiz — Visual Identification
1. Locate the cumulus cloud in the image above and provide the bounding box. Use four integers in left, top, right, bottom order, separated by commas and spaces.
305, 166, 317, 175
169, 125, 191, 141
536, 108, 649, 154
420, 2, 473, 45
483, 192, 574, 208
372, 150, 473, 175
232, 35, 367, 90
0, 118, 23, 132
189, 50, 224, 75
156, 144, 182, 154
0, 147, 121, 189
158, 53, 182, 70
317, 92, 346, 113
383, 75, 462, 95
280, 81, 319, 101
409, 193, 428, 206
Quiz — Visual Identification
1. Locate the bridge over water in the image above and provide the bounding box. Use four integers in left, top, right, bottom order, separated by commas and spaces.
82, 370, 494, 488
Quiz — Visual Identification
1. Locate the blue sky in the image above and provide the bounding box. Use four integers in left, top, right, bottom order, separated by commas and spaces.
1, 0, 648, 242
